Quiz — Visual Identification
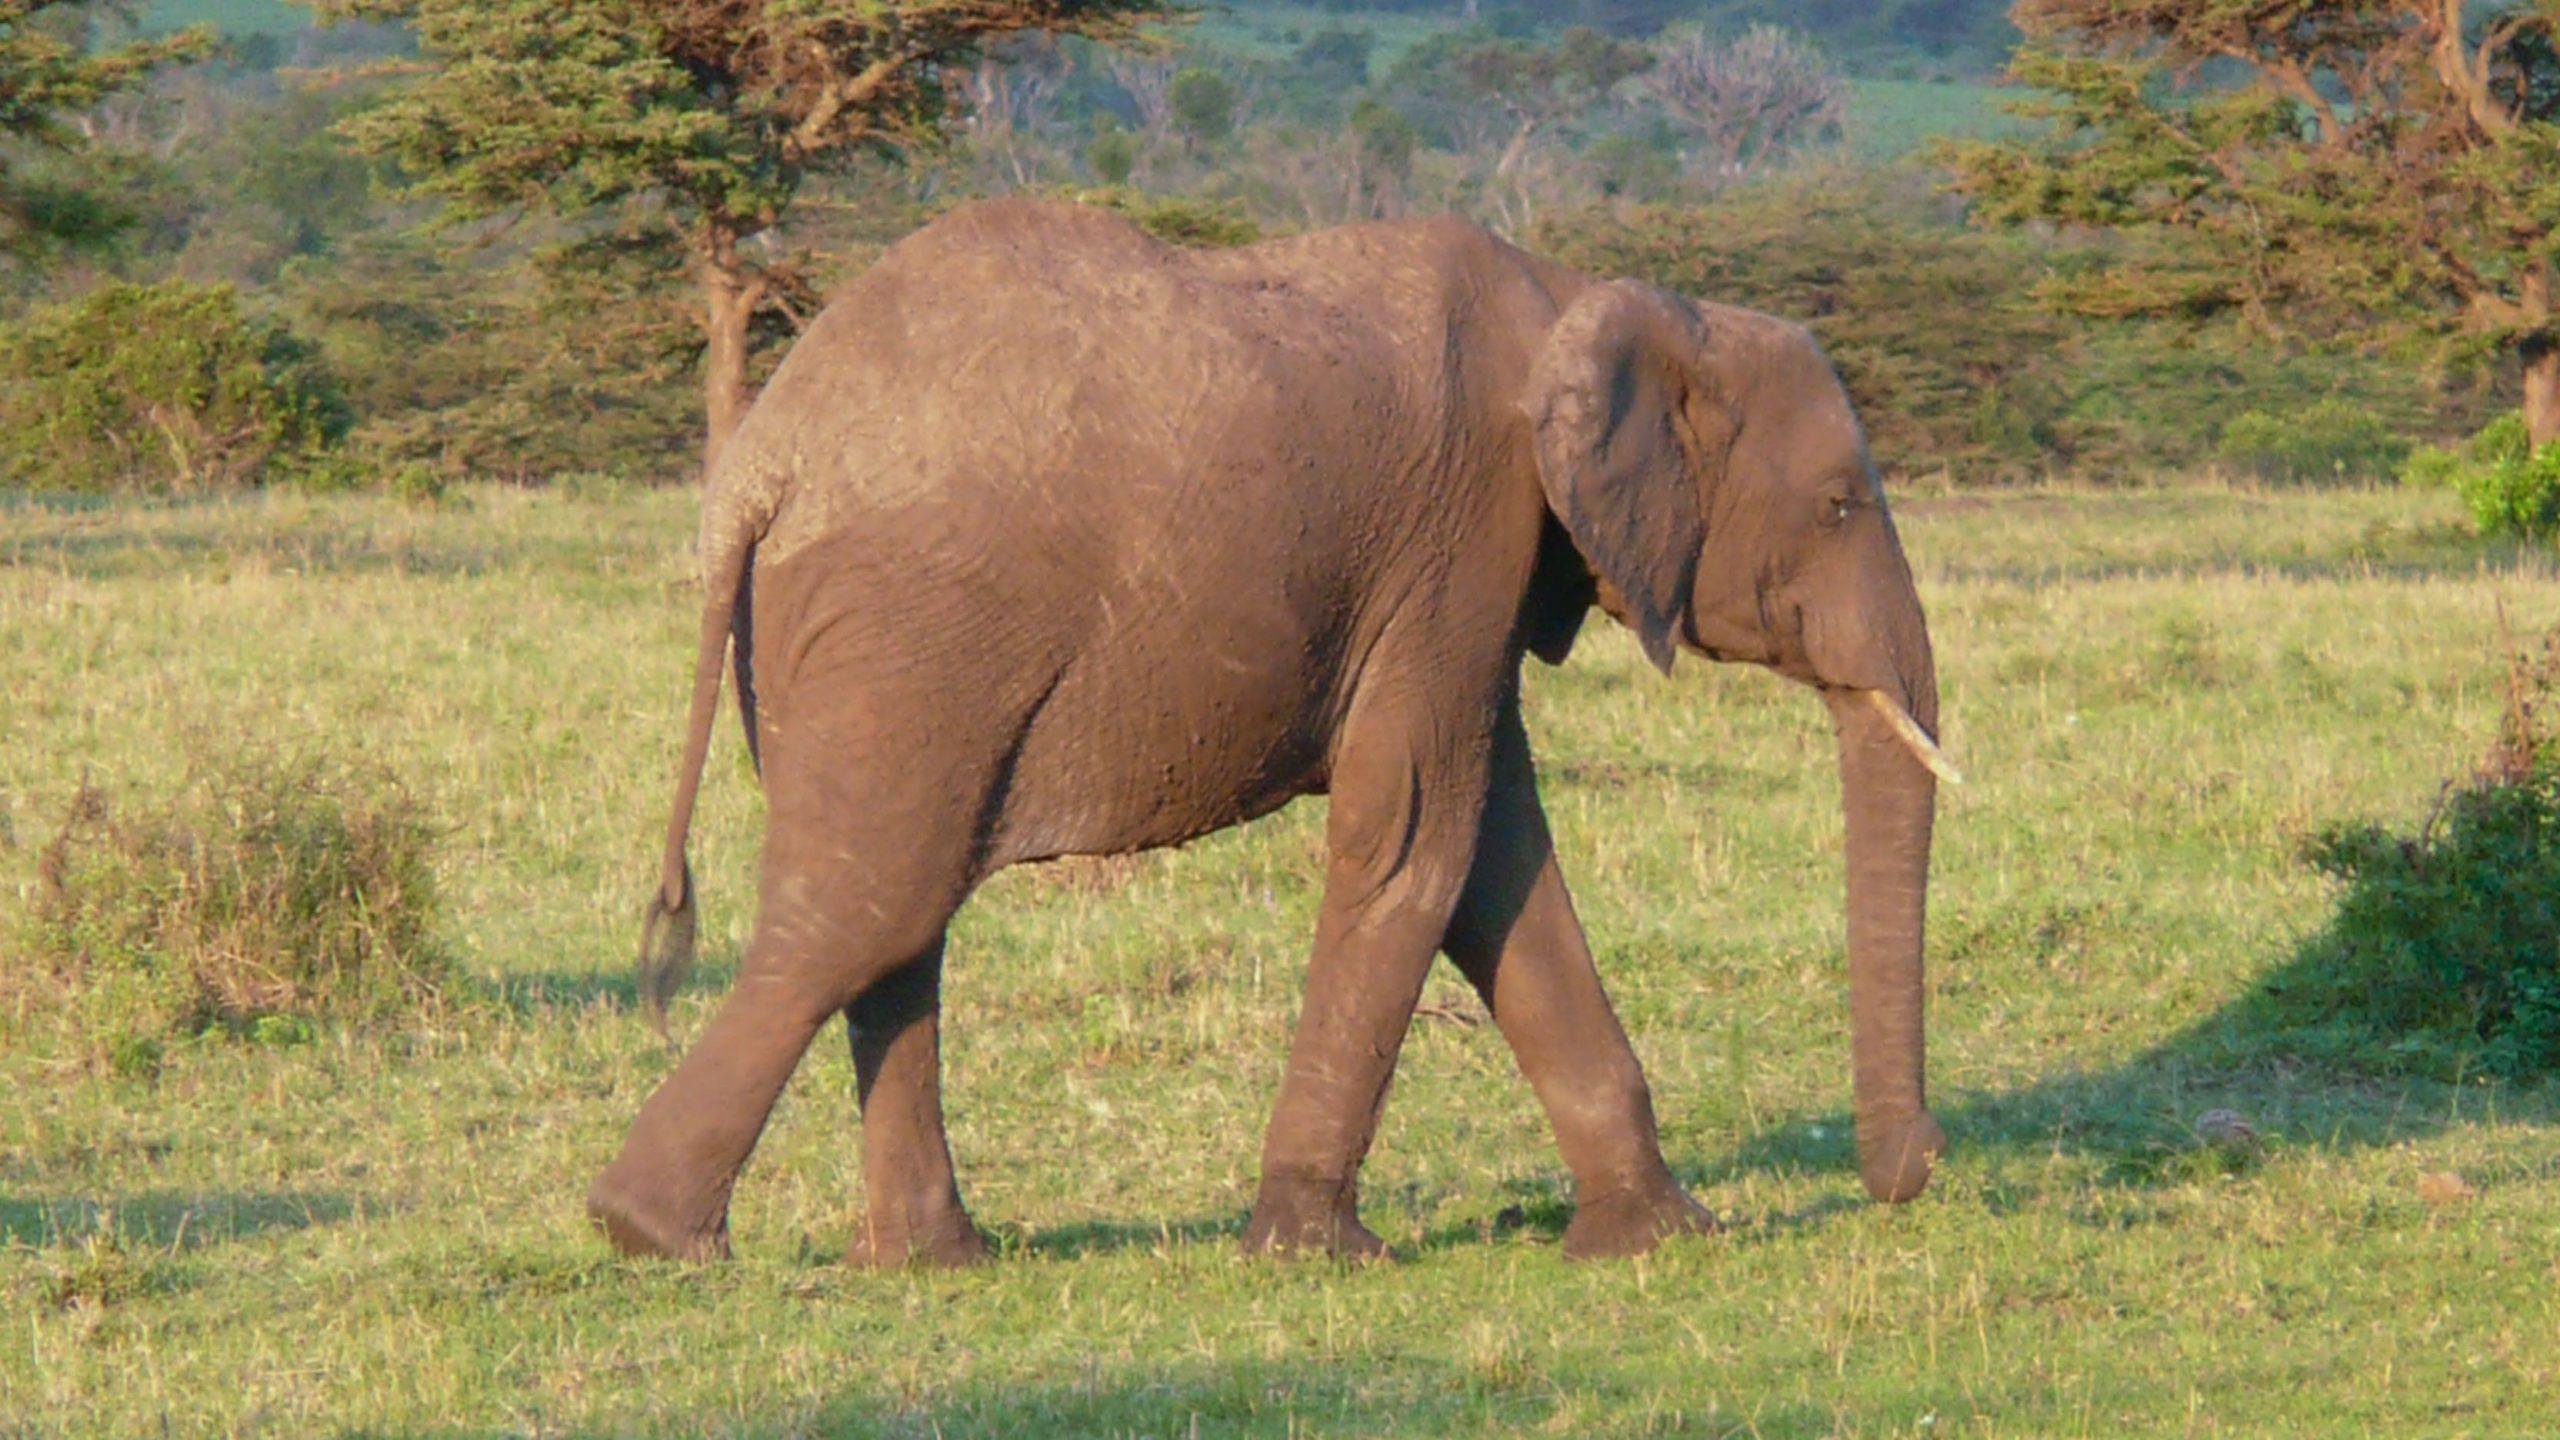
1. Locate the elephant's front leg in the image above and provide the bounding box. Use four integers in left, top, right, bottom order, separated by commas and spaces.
842, 940, 989, 1268
1242, 703, 1490, 1259
1443, 707, 1716, 1259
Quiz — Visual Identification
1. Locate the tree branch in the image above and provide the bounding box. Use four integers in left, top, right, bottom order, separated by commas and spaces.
2476, 12, 2536, 130
2431, 0, 2515, 137
784, 48, 908, 162
2241, 48, 2345, 146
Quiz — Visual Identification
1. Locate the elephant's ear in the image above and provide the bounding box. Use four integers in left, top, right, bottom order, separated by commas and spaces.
1522, 280, 1733, 675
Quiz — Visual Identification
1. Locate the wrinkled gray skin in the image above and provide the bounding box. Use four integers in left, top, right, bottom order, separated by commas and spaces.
588, 199, 1947, 1267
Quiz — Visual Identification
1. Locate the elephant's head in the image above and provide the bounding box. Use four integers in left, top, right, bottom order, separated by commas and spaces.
1522, 279, 1951, 1204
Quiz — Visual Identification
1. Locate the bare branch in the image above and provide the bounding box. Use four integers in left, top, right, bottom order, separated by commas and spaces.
1642, 25, 1843, 185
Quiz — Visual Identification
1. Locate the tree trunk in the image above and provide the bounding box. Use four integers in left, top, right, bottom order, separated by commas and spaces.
1494, 117, 1536, 184
698, 226, 763, 479
2525, 336, 2559, 451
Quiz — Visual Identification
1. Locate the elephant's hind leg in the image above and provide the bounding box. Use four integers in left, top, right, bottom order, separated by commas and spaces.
588, 734, 980, 1263
842, 938, 989, 1268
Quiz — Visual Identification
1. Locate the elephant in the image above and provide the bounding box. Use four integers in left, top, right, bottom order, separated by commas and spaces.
586, 197, 1954, 1268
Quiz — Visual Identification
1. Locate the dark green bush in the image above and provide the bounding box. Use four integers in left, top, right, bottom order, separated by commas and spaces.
2282, 642, 2560, 1078
278, 231, 707, 487
2215, 398, 2412, 484
0, 280, 349, 494
14, 755, 447, 1073
2064, 328, 2482, 480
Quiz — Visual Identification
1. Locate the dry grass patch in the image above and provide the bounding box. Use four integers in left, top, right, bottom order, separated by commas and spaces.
10, 750, 447, 1074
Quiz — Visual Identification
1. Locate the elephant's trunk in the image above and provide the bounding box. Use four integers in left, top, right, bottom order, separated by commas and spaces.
1823, 671, 1945, 1204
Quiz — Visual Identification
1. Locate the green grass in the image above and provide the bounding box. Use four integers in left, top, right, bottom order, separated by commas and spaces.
3, 481, 2558, 1436
1841, 79, 2019, 162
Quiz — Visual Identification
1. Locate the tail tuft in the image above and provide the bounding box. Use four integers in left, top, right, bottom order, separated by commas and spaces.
637, 860, 697, 1039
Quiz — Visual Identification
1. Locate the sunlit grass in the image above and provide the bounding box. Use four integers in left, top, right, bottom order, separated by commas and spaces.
2, 481, 2556, 1436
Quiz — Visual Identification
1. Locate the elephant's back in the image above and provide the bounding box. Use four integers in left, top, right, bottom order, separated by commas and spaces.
733, 201, 1438, 577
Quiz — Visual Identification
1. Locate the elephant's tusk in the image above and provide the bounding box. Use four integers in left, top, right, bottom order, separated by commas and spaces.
1863, 688, 1964, 787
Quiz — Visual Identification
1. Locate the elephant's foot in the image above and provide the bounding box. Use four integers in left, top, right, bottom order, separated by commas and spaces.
1241, 1173, 1391, 1261
1561, 1181, 1720, 1260
844, 1204, 991, 1270
586, 1167, 733, 1263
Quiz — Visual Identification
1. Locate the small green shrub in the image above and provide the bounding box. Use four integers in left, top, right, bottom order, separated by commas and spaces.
12, 754, 447, 1069
36, 1226, 181, 1311
2399, 414, 2560, 539
2216, 399, 2411, 484
383, 459, 451, 506
2461, 446, 2560, 540
1086, 123, 1140, 186
0, 280, 351, 495
2283, 636, 2560, 1077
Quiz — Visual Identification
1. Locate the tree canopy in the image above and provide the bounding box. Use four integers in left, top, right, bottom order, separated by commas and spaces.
0, 0, 212, 263
327, 0, 1176, 468
1938, 0, 2560, 444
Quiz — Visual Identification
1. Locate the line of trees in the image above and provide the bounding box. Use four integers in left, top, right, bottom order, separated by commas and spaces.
2, 1, 2553, 494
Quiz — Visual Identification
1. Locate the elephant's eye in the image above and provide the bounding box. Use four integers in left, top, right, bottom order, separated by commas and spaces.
1822, 491, 1854, 527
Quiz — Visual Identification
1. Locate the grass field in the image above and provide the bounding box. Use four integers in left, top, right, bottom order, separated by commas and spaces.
1840, 79, 2017, 162
4, 481, 2559, 1436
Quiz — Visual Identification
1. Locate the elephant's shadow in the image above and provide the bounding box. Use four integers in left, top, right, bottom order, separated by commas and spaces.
509, 906, 2559, 1253
0, 1188, 357, 1250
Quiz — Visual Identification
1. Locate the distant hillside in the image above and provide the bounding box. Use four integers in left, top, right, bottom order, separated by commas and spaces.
143, 0, 307, 36
1223, 1, 2017, 75
142, 1, 2017, 80
1193, 2, 2023, 155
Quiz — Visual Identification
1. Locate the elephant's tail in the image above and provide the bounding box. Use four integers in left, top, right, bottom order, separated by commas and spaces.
638, 528, 758, 1038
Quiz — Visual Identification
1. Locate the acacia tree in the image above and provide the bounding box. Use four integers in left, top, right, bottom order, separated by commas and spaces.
1, 0, 210, 264
1643, 24, 1845, 186
329, 0, 1171, 472
1939, 1, 2560, 447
